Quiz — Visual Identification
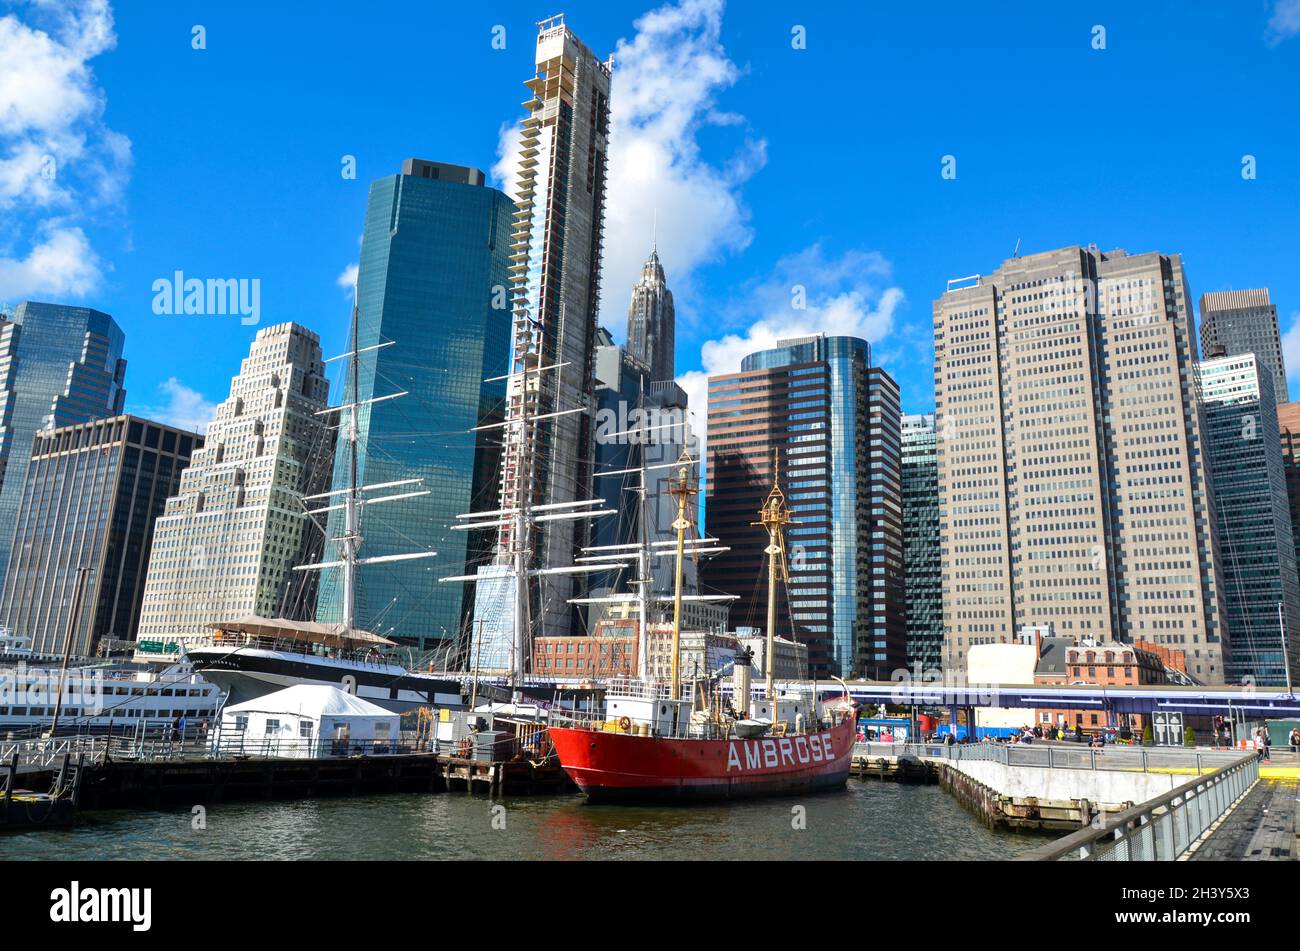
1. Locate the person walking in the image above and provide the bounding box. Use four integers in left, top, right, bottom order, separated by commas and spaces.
1262, 727, 1272, 761
1289, 726, 1299, 753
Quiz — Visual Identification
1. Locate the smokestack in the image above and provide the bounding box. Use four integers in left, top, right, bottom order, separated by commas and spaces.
733, 647, 753, 717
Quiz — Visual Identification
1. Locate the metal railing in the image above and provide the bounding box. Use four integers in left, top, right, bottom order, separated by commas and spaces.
1018, 752, 1261, 860
851, 740, 1244, 774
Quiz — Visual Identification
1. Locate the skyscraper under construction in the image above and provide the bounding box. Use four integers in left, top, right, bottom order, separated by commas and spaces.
492, 16, 614, 638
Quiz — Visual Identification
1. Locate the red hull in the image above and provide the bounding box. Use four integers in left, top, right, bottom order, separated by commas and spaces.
549, 716, 856, 802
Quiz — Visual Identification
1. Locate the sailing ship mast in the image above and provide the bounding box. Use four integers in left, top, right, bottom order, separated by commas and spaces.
295, 290, 439, 635
754, 453, 793, 707
667, 452, 697, 700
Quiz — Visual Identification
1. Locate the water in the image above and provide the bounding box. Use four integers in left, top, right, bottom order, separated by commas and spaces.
7, 781, 1040, 860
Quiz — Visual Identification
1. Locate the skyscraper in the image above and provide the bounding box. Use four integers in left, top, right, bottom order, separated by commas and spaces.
704, 335, 903, 678
589, 327, 695, 619
495, 16, 613, 636
901, 413, 942, 674
0, 302, 126, 589
316, 159, 514, 651
0, 415, 199, 657
136, 323, 332, 652
1199, 289, 1289, 403
1199, 353, 1300, 685
934, 246, 1229, 683
625, 243, 675, 385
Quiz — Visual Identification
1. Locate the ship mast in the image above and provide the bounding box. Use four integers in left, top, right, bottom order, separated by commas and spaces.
296, 287, 438, 635
754, 452, 792, 707
667, 451, 697, 701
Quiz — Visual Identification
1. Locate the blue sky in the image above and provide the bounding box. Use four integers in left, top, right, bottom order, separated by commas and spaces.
3, 0, 1300, 431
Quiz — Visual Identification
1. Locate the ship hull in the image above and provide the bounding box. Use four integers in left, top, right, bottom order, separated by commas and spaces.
549, 715, 856, 803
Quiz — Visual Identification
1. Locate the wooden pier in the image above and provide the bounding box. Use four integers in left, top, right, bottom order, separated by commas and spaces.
14, 752, 574, 814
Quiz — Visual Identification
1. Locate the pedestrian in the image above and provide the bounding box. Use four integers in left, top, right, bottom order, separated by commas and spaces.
1262, 727, 1272, 761
1290, 726, 1299, 753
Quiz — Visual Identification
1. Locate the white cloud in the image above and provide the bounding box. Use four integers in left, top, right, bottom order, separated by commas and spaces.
0, 223, 102, 299
601, 0, 763, 322
140, 378, 217, 434
1267, 0, 1300, 44
336, 262, 359, 294
677, 244, 907, 466
490, 0, 762, 332
0, 0, 130, 301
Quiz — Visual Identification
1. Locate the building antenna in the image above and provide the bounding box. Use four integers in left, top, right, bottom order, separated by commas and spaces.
1012, 237, 1021, 258
652, 209, 657, 253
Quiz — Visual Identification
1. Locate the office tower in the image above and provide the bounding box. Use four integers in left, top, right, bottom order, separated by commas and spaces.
136, 323, 332, 652
315, 159, 514, 651
704, 335, 904, 678
0, 302, 126, 588
0, 415, 199, 657
1278, 402, 1300, 579
1199, 289, 1289, 403
934, 246, 1228, 683
589, 327, 695, 625
625, 242, 675, 385
1199, 353, 1300, 685
902, 413, 943, 674
495, 16, 613, 637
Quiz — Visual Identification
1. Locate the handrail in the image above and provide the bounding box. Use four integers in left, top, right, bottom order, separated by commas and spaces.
1016, 752, 1261, 861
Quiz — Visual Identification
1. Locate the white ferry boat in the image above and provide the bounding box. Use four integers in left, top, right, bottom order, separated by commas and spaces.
0, 635, 223, 738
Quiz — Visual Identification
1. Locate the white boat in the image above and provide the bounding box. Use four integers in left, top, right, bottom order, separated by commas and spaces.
0, 659, 223, 738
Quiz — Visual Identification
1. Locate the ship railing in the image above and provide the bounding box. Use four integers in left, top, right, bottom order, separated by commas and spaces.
195, 633, 404, 670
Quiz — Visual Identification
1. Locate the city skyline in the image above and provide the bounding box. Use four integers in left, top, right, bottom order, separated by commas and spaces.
4, 1, 1300, 442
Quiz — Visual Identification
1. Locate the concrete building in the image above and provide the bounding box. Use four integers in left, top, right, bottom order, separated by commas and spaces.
704, 335, 904, 679
317, 159, 513, 652
1199, 289, 1288, 403
738, 630, 809, 681
491, 16, 614, 638
1199, 353, 1300, 685
136, 323, 331, 654
934, 246, 1229, 683
0, 415, 200, 657
625, 243, 675, 385
0, 302, 127, 589
902, 413, 942, 674
646, 626, 738, 683
588, 326, 695, 625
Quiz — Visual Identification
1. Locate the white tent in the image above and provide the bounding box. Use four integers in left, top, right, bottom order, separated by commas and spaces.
215, 684, 401, 759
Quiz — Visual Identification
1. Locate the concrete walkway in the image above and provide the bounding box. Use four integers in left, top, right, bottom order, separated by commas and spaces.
1191, 775, 1299, 861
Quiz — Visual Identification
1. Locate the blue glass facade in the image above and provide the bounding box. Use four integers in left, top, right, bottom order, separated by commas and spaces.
706, 335, 903, 677
1199, 355, 1300, 685
902, 413, 942, 672
315, 162, 513, 652
0, 302, 126, 590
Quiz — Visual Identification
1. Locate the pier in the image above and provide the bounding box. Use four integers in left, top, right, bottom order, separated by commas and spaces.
3, 732, 574, 817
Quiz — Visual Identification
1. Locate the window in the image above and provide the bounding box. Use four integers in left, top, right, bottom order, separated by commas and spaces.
374, 722, 391, 738
299, 721, 313, 738
234, 715, 248, 731
265, 718, 280, 735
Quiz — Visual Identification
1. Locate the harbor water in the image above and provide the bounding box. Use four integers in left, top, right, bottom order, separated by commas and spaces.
9, 780, 1040, 860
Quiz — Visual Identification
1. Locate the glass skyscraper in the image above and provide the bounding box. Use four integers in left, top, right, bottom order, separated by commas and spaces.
0, 415, 199, 657
901, 413, 942, 673
705, 334, 903, 677
315, 160, 513, 652
0, 301, 127, 590
1199, 353, 1300, 685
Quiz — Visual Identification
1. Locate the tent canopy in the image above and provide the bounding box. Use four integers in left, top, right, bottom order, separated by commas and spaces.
222, 684, 395, 719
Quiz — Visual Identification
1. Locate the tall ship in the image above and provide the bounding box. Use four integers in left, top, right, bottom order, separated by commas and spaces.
548, 458, 858, 802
